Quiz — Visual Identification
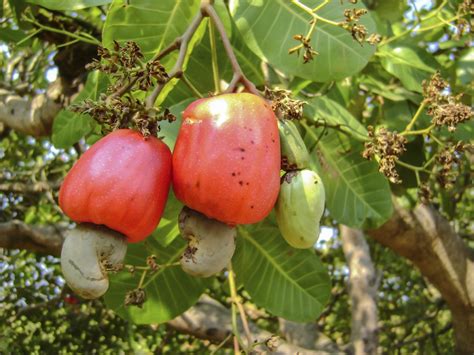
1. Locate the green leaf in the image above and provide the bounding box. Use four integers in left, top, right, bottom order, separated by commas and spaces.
379, 45, 438, 93
230, 0, 376, 82
234, 222, 331, 322
103, 0, 207, 104
359, 73, 422, 103
105, 236, 209, 324
456, 48, 474, 88
26, 0, 111, 10
152, 190, 183, 248
0, 28, 30, 46
304, 96, 367, 138
103, 0, 203, 61
52, 71, 109, 149
309, 130, 393, 228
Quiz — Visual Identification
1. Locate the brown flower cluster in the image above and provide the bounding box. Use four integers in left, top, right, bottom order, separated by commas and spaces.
435, 142, 470, 190
125, 288, 146, 308
340, 7, 380, 45
288, 33, 319, 63
363, 126, 407, 184
72, 96, 175, 137
423, 72, 473, 132
455, 0, 473, 39
87, 41, 168, 93
264, 88, 305, 120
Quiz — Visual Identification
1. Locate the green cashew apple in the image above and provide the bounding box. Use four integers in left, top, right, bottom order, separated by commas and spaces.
278, 119, 310, 171
275, 169, 325, 249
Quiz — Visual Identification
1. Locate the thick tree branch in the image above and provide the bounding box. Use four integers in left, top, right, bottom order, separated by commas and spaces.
278, 319, 342, 353
341, 226, 379, 355
367, 202, 474, 354
169, 295, 337, 354
0, 220, 66, 256
0, 79, 65, 136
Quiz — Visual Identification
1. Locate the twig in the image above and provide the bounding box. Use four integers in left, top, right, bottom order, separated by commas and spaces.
145, 12, 204, 108
202, 4, 261, 97
209, 20, 221, 93
227, 263, 247, 354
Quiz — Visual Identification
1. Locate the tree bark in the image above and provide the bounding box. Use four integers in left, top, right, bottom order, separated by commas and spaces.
367, 202, 474, 354
340, 226, 379, 355
0, 220, 66, 256
169, 296, 338, 354
278, 318, 342, 353
0, 78, 66, 136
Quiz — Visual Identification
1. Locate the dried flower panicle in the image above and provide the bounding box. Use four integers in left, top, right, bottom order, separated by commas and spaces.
289, 33, 319, 63
435, 142, 469, 190
264, 88, 306, 120
125, 288, 146, 308
423, 72, 473, 132
418, 183, 433, 204
455, 0, 473, 39
339, 7, 380, 45
71, 96, 176, 137
363, 126, 407, 184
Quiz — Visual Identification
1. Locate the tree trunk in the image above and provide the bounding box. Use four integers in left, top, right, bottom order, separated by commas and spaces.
341, 226, 379, 355
368, 202, 474, 354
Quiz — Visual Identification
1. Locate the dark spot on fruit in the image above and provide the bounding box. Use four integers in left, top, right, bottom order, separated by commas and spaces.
250, 140, 255, 144
272, 139, 275, 143
241, 157, 245, 160
239, 181, 243, 186
246, 182, 250, 186
195, 181, 200, 188
250, 205, 254, 209
10, 108, 15, 115
232, 172, 236, 177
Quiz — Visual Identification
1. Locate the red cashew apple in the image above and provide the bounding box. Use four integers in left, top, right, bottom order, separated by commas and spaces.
59, 129, 172, 243
172, 93, 281, 225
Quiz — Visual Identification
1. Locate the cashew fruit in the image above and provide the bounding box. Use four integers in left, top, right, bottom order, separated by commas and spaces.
172, 93, 281, 225
278, 119, 310, 171
178, 207, 236, 278
60, 224, 127, 299
59, 129, 172, 243
275, 169, 325, 249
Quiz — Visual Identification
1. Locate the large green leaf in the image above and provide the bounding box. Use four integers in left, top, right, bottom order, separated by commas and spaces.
308, 129, 393, 228
304, 96, 367, 138
105, 236, 209, 324
230, 0, 376, 82
52, 71, 109, 149
234, 222, 331, 322
102, 0, 207, 104
378, 45, 439, 93
103, 0, 203, 61
26, 0, 111, 10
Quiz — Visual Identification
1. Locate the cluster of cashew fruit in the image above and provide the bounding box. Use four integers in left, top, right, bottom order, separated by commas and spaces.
58, 92, 325, 299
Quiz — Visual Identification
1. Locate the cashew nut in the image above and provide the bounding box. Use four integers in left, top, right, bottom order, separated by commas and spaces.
179, 207, 236, 278
60, 224, 127, 299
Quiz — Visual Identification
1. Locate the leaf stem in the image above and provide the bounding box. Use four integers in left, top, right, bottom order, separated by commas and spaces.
402, 100, 428, 133
303, 119, 369, 142
23, 17, 101, 46
227, 263, 247, 354
182, 74, 204, 98
202, 4, 261, 97
209, 20, 221, 94
145, 11, 204, 108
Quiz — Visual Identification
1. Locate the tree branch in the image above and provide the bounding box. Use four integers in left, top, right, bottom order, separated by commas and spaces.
169, 295, 337, 354
0, 220, 66, 256
0, 78, 65, 136
341, 226, 379, 355
367, 201, 474, 354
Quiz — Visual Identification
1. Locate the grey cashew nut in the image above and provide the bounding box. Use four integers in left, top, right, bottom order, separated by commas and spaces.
60, 224, 127, 299
179, 207, 236, 278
